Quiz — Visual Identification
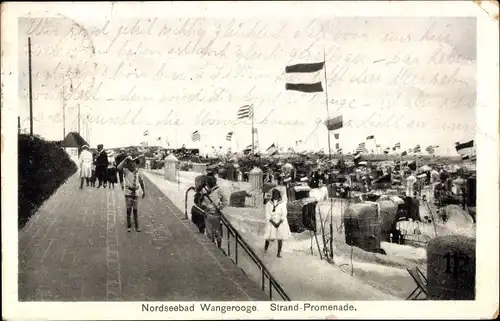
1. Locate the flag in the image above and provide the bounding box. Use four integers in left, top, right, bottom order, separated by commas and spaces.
143, 130, 149, 136
401, 151, 408, 156
455, 140, 474, 155
324, 115, 343, 131
237, 105, 253, 119
413, 145, 421, 153
470, 154, 477, 162
243, 145, 252, 155
336, 148, 342, 154
393, 142, 401, 150
226, 132, 233, 141
366, 135, 374, 140
384, 147, 390, 154
295, 140, 302, 146
266, 143, 278, 156
461, 155, 470, 160
156, 136, 161, 141
285, 62, 325, 93
376, 144, 381, 148
334, 133, 340, 140
356, 143, 368, 154
335, 143, 340, 149
191, 130, 201, 142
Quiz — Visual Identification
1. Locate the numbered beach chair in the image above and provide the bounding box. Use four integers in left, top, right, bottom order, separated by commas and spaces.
406, 267, 428, 300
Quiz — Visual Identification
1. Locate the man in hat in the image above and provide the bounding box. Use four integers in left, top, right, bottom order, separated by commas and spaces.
78, 144, 93, 189
95, 144, 109, 188
115, 148, 128, 190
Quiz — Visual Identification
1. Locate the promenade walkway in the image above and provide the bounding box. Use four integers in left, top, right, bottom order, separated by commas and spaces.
18, 173, 268, 301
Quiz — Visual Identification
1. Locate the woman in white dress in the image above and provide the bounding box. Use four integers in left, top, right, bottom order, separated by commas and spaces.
78, 145, 93, 190
264, 189, 291, 258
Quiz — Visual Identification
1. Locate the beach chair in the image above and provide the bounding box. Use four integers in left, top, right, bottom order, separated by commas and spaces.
406, 267, 428, 300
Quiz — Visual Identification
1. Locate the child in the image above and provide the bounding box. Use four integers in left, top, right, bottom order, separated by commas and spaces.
107, 161, 118, 188
90, 164, 97, 187
117, 155, 146, 232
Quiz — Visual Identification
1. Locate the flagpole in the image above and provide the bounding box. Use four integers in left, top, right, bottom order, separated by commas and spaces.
323, 47, 335, 263
323, 49, 332, 162
251, 104, 255, 154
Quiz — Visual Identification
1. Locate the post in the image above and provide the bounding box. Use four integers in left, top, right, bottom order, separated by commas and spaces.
18, 117, 21, 134
62, 87, 66, 139
86, 114, 90, 145
251, 104, 255, 154
323, 48, 334, 262
78, 103, 81, 134
28, 37, 33, 136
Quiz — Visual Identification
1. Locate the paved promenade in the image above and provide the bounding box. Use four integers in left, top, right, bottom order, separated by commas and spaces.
18, 173, 268, 301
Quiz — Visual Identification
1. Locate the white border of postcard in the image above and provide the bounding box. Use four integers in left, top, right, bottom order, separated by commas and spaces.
2, 1, 499, 320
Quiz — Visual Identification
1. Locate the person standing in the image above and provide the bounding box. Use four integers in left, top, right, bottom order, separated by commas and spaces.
199, 174, 227, 248
115, 148, 127, 190
264, 189, 291, 258
117, 156, 146, 232
78, 145, 93, 190
95, 144, 109, 188
406, 171, 417, 197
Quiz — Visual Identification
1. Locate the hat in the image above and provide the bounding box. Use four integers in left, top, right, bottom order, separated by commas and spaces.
82, 144, 89, 149
120, 148, 125, 152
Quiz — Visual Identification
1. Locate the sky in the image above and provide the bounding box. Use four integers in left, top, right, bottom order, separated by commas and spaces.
18, 16, 477, 156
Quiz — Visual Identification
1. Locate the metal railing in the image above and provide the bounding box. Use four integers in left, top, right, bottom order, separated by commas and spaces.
185, 187, 291, 301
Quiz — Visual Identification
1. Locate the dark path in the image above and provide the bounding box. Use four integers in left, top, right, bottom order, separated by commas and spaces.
18, 173, 268, 301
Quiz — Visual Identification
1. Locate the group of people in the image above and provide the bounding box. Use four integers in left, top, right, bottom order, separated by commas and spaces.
78, 145, 129, 190
78, 145, 146, 232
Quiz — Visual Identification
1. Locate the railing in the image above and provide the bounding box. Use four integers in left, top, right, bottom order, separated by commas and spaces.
185, 187, 291, 301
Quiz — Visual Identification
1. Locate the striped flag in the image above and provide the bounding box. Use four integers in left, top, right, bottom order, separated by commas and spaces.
143, 130, 149, 136
393, 142, 401, 150
243, 145, 252, 155
324, 115, 343, 131
334, 133, 340, 140
384, 147, 390, 154
237, 105, 253, 119
356, 143, 368, 154
401, 151, 408, 156
461, 155, 470, 160
285, 61, 324, 93
266, 143, 279, 156
226, 132, 233, 141
191, 130, 201, 142
336, 148, 343, 154
455, 140, 474, 156
366, 135, 374, 140
414, 145, 421, 153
